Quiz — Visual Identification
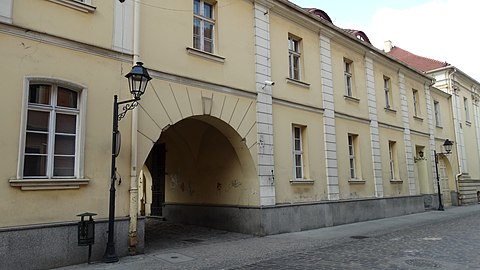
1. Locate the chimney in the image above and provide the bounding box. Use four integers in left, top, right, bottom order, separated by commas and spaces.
384, 40, 393, 53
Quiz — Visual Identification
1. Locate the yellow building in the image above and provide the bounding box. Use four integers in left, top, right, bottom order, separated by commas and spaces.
0, 0, 460, 268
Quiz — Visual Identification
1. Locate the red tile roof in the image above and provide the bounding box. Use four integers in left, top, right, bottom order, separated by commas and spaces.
388, 47, 449, 72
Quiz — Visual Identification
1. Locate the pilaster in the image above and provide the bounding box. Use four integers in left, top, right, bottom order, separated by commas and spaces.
255, 2, 275, 206
398, 72, 416, 195
365, 57, 383, 197
320, 34, 339, 200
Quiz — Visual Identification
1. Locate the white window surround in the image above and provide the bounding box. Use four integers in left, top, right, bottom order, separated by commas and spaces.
11, 77, 89, 190
434, 101, 442, 127
412, 89, 420, 117
348, 134, 356, 179
464, 97, 471, 123
288, 36, 301, 81
292, 126, 304, 181
384, 76, 392, 109
344, 59, 353, 97
48, 0, 96, 13
0, 0, 13, 23
193, 0, 215, 53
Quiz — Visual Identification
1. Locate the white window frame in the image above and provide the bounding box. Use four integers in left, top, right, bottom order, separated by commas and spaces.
344, 59, 353, 96
193, 0, 215, 53
348, 134, 356, 179
434, 101, 442, 127
388, 141, 397, 180
412, 89, 419, 116
13, 78, 88, 189
464, 97, 470, 122
293, 126, 304, 180
288, 36, 301, 80
384, 76, 391, 109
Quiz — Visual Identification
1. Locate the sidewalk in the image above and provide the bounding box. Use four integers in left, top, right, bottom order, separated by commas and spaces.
57, 204, 480, 270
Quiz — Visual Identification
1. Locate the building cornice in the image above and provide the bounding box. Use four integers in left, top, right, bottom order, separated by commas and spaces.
0, 22, 132, 63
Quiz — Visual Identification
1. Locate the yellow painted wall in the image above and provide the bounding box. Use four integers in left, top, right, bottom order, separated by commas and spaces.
272, 104, 327, 203
139, 0, 256, 93
379, 127, 408, 197
335, 118, 375, 199
269, 12, 323, 107
12, 0, 114, 49
331, 41, 369, 119
374, 61, 403, 125
0, 33, 132, 227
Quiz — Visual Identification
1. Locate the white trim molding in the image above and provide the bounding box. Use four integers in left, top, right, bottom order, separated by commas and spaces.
48, 0, 96, 13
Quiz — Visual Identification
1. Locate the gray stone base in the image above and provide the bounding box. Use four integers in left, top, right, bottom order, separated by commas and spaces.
164, 195, 425, 236
0, 217, 145, 270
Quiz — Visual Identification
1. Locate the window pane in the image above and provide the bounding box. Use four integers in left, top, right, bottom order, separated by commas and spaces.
204, 3, 213, 18
55, 135, 76, 155
29, 85, 51, 105
293, 56, 300, 79
294, 139, 301, 151
25, 132, 48, 154
295, 167, 302, 179
57, 87, 78, 108
54, 156, 74, 176
27, 110, 49, 131
23, 155, 47, 177
56, 114, 76, 134
204, 21, 213, 39
193, 18, 201, 49
204, 39, 213, 53
295, 154, 302, 166
193, 0, 200, 14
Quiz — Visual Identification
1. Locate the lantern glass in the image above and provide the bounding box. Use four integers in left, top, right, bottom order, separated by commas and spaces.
443, 139, 453, 154
125, 62, 152, 99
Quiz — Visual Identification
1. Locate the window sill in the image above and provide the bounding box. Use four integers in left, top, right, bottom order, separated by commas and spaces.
286, 78, 310, 88
344, 95, 360, 103
186, 47, 225, 63
413, 115, 423, 122
384, 107, 396, 113
435, 125, 443, 129
48, 0, 96, 13
9, 178, 90, 190
389, 179, 403, 183
348, 179, 366, 184
290, 179, 314, 184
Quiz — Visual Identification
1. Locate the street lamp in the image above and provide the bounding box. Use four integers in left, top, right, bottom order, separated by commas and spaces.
104, 62, 152, 263
434, 139, 453, 211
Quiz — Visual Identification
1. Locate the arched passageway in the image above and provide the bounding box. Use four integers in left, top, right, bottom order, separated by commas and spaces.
139, 115, 258, 239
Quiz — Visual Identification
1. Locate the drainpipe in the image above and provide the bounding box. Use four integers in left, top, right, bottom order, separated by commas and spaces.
128, 0, 141, 255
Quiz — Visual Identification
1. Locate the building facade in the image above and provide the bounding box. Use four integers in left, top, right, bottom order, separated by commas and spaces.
0, 0, 463, 268
386, 42, 480, 205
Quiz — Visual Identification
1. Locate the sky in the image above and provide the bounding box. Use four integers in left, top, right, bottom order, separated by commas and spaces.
290, 0, 480, 82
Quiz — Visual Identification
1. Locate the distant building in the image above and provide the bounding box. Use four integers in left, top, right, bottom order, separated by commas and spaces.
386, 41, 480, 204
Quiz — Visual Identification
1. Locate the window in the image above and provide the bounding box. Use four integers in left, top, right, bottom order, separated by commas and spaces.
384, 76, 392, 109
344, 59, 353, 96
434, 101, 442, 127
464, 97, 470, 122
288, 36, 301, 80
22, 83, 80, 178
348, 134, 357, 179
388, 141, 398, 180
193, 0, 215, 53
293, 126, 304, 180
412, 89, 419, 116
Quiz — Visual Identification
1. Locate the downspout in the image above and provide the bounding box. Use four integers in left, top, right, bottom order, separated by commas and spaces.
128, 0, 141, 255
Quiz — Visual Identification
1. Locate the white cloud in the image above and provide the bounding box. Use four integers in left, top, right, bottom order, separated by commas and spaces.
366, 0, 480, 81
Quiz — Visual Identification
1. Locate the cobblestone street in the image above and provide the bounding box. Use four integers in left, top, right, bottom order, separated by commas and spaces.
60, 205, 480, 270
232, 209, 480, 269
